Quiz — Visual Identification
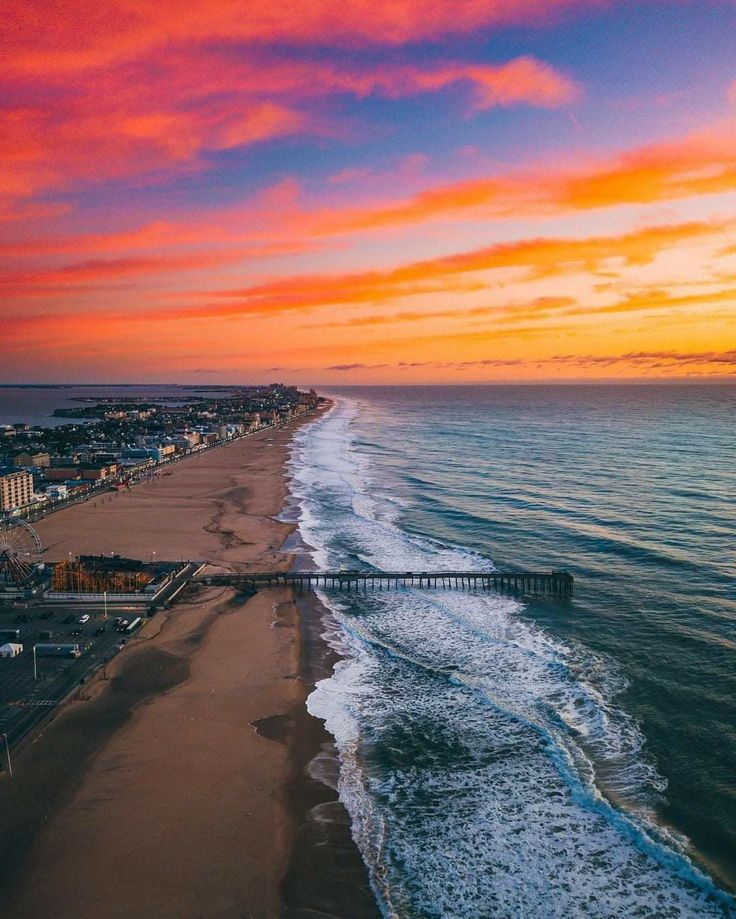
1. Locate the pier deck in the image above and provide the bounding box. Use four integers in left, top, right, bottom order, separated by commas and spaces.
197, 569, 573, 596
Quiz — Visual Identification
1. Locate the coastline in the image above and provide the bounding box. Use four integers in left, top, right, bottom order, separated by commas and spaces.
0, 405, 377, 919
280, 589, 380, 919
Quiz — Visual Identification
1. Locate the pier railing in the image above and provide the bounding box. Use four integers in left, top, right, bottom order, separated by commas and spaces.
197, 570, 573, 596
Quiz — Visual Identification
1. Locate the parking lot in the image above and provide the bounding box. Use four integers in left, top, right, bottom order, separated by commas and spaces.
0, 601, 145, 753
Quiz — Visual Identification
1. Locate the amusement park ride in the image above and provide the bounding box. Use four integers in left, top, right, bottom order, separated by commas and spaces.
0, 519, 174, 601
0, 519, 43, 589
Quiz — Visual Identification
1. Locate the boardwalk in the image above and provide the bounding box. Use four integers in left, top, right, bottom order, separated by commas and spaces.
198, 569, 574, 596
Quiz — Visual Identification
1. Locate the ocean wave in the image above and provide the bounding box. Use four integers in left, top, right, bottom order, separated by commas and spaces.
293, 397, 736, 918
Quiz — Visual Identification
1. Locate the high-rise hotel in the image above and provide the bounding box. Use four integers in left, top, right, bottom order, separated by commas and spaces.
0, 469, 33, 512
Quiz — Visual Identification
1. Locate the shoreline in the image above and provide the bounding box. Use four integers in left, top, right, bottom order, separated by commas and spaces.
275, 401, 380, 918
0, 404, 377, 918
280, 589, 380, 919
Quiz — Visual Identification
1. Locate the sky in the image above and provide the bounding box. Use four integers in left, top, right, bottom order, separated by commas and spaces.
2, 0, 736, 384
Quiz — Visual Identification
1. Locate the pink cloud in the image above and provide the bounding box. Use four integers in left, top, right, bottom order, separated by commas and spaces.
1, 46, 579, 213
2, 2, 607, 75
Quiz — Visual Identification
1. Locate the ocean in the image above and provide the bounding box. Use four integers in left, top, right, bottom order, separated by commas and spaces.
287, 385, 736, 918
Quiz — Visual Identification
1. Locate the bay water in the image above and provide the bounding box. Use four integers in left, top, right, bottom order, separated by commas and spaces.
0, 384, 235, 427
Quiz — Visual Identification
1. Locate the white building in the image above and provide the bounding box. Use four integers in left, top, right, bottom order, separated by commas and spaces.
0, 642, 23, 658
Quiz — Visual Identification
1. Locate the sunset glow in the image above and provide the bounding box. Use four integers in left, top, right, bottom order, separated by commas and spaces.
2, 1, 735, 382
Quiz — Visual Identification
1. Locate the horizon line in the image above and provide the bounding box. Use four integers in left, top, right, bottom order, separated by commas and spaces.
1, 377, 735, 388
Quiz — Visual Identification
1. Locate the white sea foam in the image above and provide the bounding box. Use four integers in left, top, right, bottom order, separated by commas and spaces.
293, 398, 735, 918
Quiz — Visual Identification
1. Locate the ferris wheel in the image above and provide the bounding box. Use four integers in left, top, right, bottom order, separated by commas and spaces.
0, 519, 43, 586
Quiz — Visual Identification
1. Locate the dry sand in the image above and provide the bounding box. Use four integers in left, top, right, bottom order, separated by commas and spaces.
36, 421, 299, 568
0, 411, 377, 919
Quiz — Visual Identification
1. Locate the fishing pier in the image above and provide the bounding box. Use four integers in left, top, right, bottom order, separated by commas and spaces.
198, 569, 574, 596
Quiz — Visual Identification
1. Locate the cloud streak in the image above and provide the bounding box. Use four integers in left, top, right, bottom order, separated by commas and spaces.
3, 0, 735, 382
2, 2, 606, 75
319, 349, 736, 373
315, 127, 736, 234
156, 219, 727, 319
3, 31, 579, 208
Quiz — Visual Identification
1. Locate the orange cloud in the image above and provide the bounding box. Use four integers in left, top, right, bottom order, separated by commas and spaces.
0, 177, 306, 258
316, 127, 736, 234
320, 349, 736, 373
0, 250, 254, 298
290, 284, 736, 363
307, 297, 577, 329
559, 284, 736, 319
6, 113, 732, 262
3, 1, 732, 384
319, 349, 736, 374
157, 219, 725, 319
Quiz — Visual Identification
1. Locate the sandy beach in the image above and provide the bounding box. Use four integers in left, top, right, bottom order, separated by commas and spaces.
0, 412, 377, 919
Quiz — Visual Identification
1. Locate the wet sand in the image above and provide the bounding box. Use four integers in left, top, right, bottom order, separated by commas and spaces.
281, 592, 380, 919
0, 413, 377, 919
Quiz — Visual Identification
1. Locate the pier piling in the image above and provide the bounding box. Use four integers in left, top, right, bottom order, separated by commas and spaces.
200, 569, 573, 597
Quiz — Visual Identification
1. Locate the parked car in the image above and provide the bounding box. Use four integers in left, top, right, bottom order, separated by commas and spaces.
78, 614, 90, 624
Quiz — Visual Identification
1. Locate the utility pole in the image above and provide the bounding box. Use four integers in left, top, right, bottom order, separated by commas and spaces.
33, 644, 37, 680
2, 733, 11, 779
104, 590, 108, 620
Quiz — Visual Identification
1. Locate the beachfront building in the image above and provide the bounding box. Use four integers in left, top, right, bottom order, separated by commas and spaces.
44, 467, 81, 482
222, 422, 247, 438
119, 457, 155, 474
122, 447, 154, 463
0, 469, 34, 512
80, 463, 119, 480
175, 431, 201, 447
45, 484, 69, 500
126, 443, 177, 462
13, 451, 51, 468
154, 443, 176, 460
78, 448, 120, 465
46, 463, 119, 482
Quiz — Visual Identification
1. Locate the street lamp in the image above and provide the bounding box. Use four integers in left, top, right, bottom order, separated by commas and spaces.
2, 733, 11, 779
33, 644, 37, 681
104, 590, 108, 620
